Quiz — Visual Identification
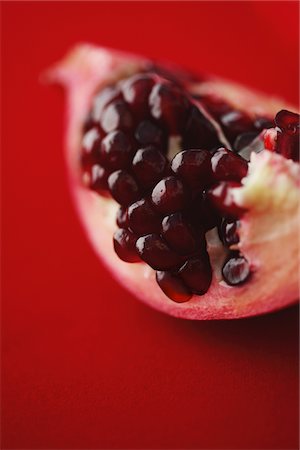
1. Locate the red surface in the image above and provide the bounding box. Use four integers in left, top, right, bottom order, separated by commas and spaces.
2, 2, 299, 449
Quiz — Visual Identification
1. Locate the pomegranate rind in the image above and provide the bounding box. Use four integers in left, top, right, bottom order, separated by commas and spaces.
48, 44, 299, 320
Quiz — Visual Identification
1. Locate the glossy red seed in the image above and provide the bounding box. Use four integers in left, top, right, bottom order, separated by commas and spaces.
136, 234, 183, 270
151, 176, 187, 214
87, 164, 110, 193
135, 120, 165, 148
101, 101, 134, 133
100, 130, 133, 170
162, 213, 199, 255
113, 228, 140, 263
92, 86, 123, 122
108, 170, 140, 206
171, 149, 212, 189
178, 255, 212, 295
275, 110, 299, 162
122, 74, 155, 115
182, 105, 221, 150
219, 219, 239, 246
156, 271, 192, 303
81, 127, 102, 168
276, 131, 299, 162
207, 181, 245, 219
116, 206, 129, 228
128, 198, 161, 235
222, 254, 250, 285
132, 146, 167, 189
275, 110, 299, 135
220, 110, 255, 143
210, 147, 248, 182
149, 83, 190, 133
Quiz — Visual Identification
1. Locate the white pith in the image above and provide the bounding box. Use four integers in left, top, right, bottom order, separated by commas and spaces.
47, 44, 300, 319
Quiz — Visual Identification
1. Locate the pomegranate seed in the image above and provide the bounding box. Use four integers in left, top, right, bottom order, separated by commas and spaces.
162, 212, 199, 255
100, 130, 133, 170
222, 253, 250, 285
113, 228, 140, 263
219, 219, 239, 246
275, 110, 299, 162
108, 170, 140, 206
220, 110, 255, 143
121, 73, 155, 115
128, 198, 161, 235
210, 147, 248, 182
136, 234, 183, 270
81, 127, 102, 168
207, 181, 245, 219
178, 255, 212, 295
88, 164, 110, 193
149, 82, 190, 133
92, 86, 123, 122
182, 105, 221, 150
156, 271, 192, 303
132, 146, 167, 189
116, 206, 129, 228
101, 100, 134, 133
135, 120, 165, 148
151, 176, 187, 214
275, 110, 299, 135
171, 149, 212, 189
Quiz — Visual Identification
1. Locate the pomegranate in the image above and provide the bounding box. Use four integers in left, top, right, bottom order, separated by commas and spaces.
47, 44, 299, 319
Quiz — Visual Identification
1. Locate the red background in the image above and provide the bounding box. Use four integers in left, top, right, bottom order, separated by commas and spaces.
2, 2, 299, 449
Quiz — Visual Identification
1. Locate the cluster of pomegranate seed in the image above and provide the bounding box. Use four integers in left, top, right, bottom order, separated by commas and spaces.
80, 70, 299, 302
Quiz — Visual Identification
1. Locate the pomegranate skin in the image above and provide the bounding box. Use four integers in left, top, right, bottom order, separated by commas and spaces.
48, 44, 299, 320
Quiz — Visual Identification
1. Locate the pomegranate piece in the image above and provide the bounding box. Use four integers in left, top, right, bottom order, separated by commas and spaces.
151, 176, 187, 214
108, 170, 140, 206
113, 228, 140, 263
210, 147, 248, 182
222, 253, 250, 286
136, 234, 183, 270
156, 271, 192, 303
132, 146, 167, 189
51, 44, 300, 319
171, 149, 212, 190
